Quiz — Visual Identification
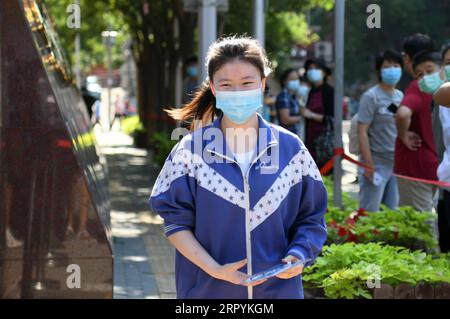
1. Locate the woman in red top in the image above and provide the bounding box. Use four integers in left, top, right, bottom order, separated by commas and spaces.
302, 59, 335, 167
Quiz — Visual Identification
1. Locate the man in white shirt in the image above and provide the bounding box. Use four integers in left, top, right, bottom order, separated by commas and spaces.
434, 43, 450, 252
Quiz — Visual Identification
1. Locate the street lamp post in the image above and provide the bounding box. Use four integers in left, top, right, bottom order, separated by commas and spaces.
101, 29, 118, 131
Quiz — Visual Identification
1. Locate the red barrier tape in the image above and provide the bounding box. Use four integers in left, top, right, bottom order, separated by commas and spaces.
320, 147, 450, 189
56, 139, 72, 149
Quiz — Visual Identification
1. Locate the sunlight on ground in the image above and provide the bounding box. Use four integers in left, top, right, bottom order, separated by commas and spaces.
100, 146, 148, 156
121, 256, 149, 262
112, 211, 164, 238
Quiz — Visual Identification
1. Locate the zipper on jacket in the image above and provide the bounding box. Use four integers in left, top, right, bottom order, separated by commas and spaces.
207, 144, 273, 300
242, 172, 252, 299
238, 145, 272, 300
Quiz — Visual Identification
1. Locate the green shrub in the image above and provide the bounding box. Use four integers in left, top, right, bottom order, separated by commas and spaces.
303, 243, 450, 299
150, 131, 179, 167
322, 177, 438, 250
121, 115, 144, 135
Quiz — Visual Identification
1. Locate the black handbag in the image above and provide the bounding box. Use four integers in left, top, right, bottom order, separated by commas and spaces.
313, 115, 334, 169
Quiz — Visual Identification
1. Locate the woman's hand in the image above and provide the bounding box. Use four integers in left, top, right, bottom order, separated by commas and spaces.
301, 108, 313, 120
211, 259, 267, 287
275, 255, 304, 279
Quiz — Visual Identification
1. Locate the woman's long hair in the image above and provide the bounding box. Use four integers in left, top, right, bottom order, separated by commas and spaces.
166, 36, 273, 131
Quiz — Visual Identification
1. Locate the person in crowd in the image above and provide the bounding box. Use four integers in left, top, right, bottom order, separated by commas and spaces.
183, 56, 199, 104
435, 82, 450, 106
297, 74, 311, 107
395, 50, 441, 212
397, 33, 435, 92
431, 43, 450, 252
149, 36, 327, 299
260, 84, 274, 122
302, 58, 334, 163
112, 93, 126, 129
434, 42, 450, 107
357, 50, 404, 212
295, 74, 311, 141
275, 68, 303, 135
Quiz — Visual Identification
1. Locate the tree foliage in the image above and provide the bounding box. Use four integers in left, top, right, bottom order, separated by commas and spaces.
314, 0, 450, 94
222, 0, 334, 75
44, 0, 334, 145
44, 0, 127, 71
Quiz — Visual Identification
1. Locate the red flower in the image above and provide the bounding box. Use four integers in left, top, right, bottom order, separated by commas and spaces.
345, 217, 356, 228
328, 220, 338, 228
372, 229, 381, 235
357, 208, 368, 217
347, 232, 357, 242
338, 226, 347, 237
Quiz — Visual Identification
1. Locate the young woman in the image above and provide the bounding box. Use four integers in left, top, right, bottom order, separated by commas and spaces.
275, 68, 303, 135
302, 58, 335, 164
357, 50, 404, 213
149, 36, 327, 299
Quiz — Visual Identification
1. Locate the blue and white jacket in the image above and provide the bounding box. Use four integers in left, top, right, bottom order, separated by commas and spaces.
149, 113, 327, 299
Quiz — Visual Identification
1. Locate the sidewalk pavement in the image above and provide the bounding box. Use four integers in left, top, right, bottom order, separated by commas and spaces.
94, 125, 176, 299
93, 120, 357, 299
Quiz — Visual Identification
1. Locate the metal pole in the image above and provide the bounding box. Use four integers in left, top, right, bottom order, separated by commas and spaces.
75, 0, 81, 89
252, 0, 265, 47
107, 31, 113, 130
75, 33, 81, 89
198, 0, 217, 83
333, 0, 345, 208
174, 17, 183, 128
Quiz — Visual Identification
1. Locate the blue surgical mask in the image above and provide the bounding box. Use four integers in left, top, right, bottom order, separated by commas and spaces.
287, 79, 300, 91
381, 67, 402, 86
419, 71, 445, 94
297, 85, 310, 97
307, 69, 323, 83
215, 86, 263, 124
187, 66, 198, 77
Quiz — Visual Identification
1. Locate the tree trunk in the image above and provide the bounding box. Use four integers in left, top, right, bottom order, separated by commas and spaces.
131, 0, 197, 148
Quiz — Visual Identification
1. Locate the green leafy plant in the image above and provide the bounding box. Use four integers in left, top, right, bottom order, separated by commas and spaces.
150, 131, 179, 167
322, 177, 438, 250
121, 115, 144, 135
323, 176, 359, 211
303, 243, 450, 299
326, 206, 437, 249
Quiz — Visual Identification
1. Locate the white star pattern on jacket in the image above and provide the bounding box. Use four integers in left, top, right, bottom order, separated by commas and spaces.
249, 149, 322, 231
151, 149, 247, 209
151, 148, 322, 231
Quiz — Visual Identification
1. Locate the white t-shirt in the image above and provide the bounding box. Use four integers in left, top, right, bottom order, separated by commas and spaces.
234, 149, 255, 175
438, 105, 450, 185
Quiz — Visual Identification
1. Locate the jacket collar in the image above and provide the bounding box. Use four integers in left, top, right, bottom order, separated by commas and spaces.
204, 113, 278, 162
